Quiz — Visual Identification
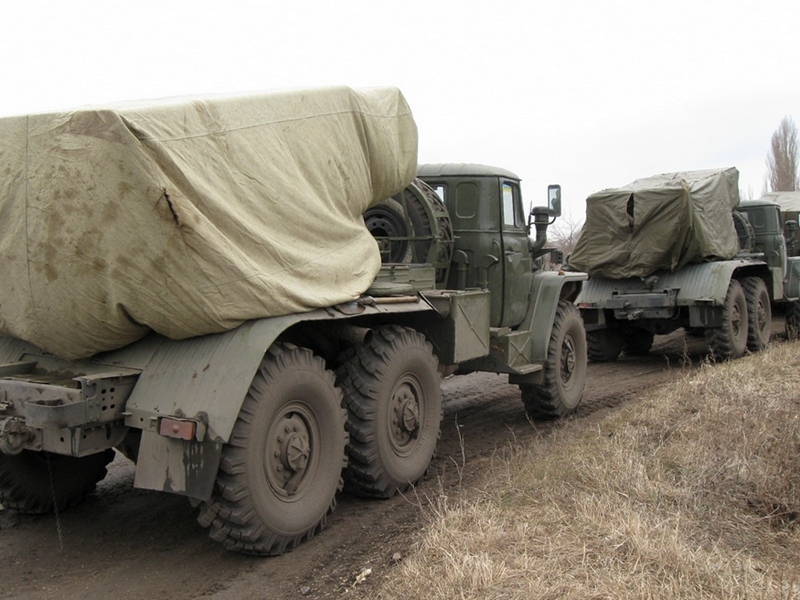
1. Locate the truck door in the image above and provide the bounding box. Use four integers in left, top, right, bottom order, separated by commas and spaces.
499, 179, 533, 327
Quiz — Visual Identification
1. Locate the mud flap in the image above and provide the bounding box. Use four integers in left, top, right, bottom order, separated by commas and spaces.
134, 430, 222, 501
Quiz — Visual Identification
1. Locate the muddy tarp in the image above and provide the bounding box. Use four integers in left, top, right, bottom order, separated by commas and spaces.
568, 168, 741, 279
0, 87, 418, 358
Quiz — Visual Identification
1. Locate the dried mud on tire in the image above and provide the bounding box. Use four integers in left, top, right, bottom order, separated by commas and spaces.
0, 324, 781, 600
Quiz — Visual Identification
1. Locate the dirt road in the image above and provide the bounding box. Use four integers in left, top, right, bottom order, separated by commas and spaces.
0, 325, 775, 599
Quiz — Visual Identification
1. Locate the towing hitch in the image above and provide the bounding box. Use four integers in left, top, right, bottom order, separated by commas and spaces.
0, 417, 34, 455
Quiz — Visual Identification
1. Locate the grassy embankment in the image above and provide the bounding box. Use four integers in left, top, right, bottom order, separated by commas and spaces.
371, 342, 800, 599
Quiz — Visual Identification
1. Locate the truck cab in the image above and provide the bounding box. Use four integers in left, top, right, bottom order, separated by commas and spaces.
417, 163, 562, 328
737, 200, 788, 275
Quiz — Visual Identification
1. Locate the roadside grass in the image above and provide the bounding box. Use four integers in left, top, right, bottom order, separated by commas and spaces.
371, 342, 800, 599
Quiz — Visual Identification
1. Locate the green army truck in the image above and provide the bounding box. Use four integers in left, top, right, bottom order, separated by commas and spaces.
0, 153, 587, 556
571, 168, 800, 362
761, 191, 800, 258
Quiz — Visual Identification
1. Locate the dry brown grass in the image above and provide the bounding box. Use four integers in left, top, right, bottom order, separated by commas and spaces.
369, 342, 800, 599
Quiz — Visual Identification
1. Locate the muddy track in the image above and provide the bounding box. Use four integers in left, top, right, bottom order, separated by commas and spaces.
0, 323, 786, 600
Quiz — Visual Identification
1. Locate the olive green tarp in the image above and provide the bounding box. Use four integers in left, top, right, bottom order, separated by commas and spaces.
568, 168, 741, 279
0, 87, 418, 359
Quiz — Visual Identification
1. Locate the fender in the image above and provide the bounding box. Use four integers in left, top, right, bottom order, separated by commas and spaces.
124, 299, 434, 442
524, 271, 586, 364
126, 299, 437, 499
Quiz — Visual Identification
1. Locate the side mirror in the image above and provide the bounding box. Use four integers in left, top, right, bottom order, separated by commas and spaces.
547, 184, 562, 217
549, 248, 564, 264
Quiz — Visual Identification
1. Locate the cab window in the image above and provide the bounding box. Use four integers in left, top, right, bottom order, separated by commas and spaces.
502, 182, 522, 229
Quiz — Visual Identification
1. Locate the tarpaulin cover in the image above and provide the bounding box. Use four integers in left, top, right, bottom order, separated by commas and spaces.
763, 191, 800, 215
0, 87, 418, 358
568, 168, 741, 279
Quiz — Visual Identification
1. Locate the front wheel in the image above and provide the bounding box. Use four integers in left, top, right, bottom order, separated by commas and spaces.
786, 301, 800, 340
337, 326, 442, 498
197, 344, 347, 555
743, 277, 771, 352
705, 279, 748, 359
520, 302, 587, 420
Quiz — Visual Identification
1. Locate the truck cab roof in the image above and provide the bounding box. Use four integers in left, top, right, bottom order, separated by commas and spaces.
417, 163, 521, 181
739, 199, 780, 210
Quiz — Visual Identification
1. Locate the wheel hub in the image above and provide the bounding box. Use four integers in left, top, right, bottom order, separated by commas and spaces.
390, 383, 420, 449
756, 301, 767, 331
267, 413, 311, 496
364, 205, 409, 263
560, 336, 576, 383
732, 304, 743, 336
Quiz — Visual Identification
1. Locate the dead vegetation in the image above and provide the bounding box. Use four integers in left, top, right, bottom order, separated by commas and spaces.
365, 342, 800, 599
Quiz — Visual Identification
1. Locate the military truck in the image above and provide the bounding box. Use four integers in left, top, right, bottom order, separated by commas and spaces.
0, 157, 587, 555
761, 191, 800, 258
571, 168, 800, 362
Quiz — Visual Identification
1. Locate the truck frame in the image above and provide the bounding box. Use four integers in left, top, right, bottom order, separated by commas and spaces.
0, 164, 587, 555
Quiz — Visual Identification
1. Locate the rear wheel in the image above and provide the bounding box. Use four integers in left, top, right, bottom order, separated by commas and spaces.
520, 302, 587, 420
197, 344, 347, 555
743, 277, 771, 352
622, 329, 655, 356
705, 279, 748, 359
587, 329, 623, 362
337, 326, 442, 498
0, 449, 114, 514
786, 301, 800, 340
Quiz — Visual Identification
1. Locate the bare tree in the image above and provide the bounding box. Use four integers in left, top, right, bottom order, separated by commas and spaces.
548, 212, 584, 257
765, 116, 799, 192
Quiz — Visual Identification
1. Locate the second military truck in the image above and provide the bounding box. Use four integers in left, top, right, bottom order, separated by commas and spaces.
570, 168, 800, 361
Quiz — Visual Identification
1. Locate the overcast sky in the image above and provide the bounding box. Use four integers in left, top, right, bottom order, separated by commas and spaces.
2, 1, 797, 219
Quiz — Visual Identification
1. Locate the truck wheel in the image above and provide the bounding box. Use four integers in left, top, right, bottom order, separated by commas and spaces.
520, 302, 587, 420
587, 329, 623, 362
622, 329, 655, 356
197, 344, 347, 555
404, 180, 454, 280
336, 326, 442, 498
705, 279, 748, 359
743, 277, 771, 351
363, 198, 411, 263
786, 301, 800, 340
0, 449, 114, 514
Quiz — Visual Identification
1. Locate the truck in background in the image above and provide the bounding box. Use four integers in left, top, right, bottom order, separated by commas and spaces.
0, 164, 587, 555
571, 170, 800, 362
761, 191, 800, 258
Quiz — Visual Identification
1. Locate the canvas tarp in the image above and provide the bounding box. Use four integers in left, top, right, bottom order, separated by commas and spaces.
763, 191, 800, 216
0, 86, 418, 359
568, 168, 741, 279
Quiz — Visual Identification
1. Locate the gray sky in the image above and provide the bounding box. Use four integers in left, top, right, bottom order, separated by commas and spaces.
2, 0, 797, 219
